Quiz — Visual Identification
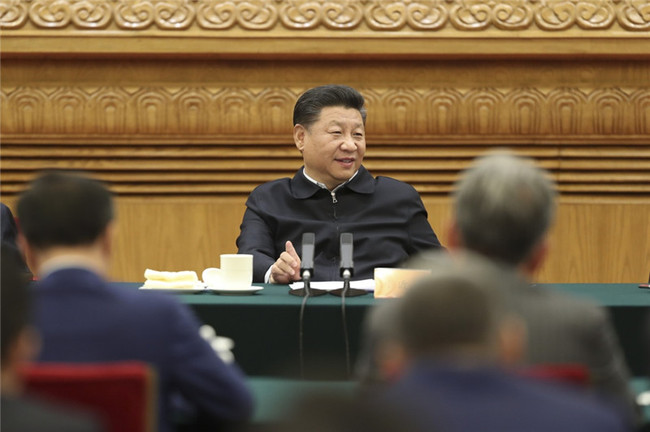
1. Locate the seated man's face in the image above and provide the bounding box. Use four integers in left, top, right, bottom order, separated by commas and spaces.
295, 106, 366, 190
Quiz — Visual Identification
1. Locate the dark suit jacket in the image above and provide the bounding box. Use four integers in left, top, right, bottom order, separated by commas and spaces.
383, 361, 628, 432
511, 284, 637, 421
356, 282, 637, 423
1, 203, 29, 274
1, 395, 103, 432
237, 166, 442, 282
33, 268, 254, 432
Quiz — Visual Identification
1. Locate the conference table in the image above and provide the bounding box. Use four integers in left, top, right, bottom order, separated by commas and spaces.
128, 282, 650, 380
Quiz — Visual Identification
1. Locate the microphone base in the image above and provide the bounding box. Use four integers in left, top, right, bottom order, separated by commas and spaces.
288, 288, 328, 297
329, 288, 368, 297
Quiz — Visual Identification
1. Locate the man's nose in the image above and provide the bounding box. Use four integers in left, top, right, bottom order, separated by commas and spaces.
340, 135, 357, 151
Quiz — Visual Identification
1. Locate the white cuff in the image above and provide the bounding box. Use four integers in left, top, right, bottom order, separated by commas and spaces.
264, 266, 273, 284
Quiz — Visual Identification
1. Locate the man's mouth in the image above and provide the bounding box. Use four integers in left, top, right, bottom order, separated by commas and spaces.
336, 158, 355, 164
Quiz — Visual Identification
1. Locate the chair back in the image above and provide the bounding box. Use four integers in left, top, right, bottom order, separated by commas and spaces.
20, 361, 156, 432
520, 363, 590, 388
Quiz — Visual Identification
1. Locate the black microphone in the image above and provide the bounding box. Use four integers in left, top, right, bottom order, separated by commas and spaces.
330, 233, 366, 298
301, 232, 315, 280
289, 233, 326, 297
339, 232, 354, 278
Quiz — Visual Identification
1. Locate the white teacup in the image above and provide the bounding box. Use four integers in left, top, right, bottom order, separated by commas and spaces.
203, 254, 253, 290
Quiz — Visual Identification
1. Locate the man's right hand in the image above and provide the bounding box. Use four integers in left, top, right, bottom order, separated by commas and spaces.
269, 240, 302, 284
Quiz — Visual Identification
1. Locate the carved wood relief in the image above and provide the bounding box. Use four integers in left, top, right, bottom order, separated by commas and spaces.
3, 86, 650, 138
2, 0, 649, 31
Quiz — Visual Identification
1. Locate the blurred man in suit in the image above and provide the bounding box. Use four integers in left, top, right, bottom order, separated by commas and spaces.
381, 252, 629, 432
237, 84, 442, 283
1, 244, 103, 432
443, 150, 637, 421
358, 149, 637, 423
17, 172, 253, 432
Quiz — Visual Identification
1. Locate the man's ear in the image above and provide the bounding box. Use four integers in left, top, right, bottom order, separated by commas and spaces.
294, 124, 306, 153
100, 221, 116, 259
446, 219, 462, 251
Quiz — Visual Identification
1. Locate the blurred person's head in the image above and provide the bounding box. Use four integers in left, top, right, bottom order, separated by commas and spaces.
448, 150, 557, 276
392, 251, 526, 369
1, 244, 38, 394
17, 171, 115, 276
293, 85, 367, 190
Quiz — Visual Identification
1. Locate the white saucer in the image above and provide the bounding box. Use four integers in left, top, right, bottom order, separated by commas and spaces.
206, 286, 263, 295
139, 285, 206, 294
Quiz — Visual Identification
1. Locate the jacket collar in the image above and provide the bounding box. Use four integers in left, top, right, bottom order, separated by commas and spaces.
290, 165, 375, 199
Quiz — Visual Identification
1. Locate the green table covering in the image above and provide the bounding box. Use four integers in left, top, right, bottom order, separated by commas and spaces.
246, 377, 650, 423
124, 283, 650, 379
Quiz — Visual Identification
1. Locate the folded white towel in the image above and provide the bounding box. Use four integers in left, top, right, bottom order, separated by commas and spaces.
144, 268, 198, 282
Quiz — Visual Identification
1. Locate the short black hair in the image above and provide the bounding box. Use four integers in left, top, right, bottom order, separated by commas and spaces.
293, 85, 367, 129
17, 171, 114, 249
1, 244, 32, 362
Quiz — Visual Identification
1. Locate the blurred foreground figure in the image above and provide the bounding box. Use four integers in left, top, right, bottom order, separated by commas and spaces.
17, 172, 253, 432
1, 244, 103, 432
380, 253, 630, 432
444, 150, 636, 420
358, 150, 637, 423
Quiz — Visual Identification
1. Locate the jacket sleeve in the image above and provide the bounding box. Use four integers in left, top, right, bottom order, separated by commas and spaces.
236, 190, 277, 283
167, 301, 254, 423
585, 307, 640, 425
404, 188, 443, 254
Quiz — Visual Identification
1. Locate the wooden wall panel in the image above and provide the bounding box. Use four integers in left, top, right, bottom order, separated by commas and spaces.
3, 195, 648, 284
1, 0, 648, 283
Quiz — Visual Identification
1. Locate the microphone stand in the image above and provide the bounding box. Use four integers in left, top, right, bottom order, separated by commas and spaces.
289, 269, 327, 297
330, 269, 367, 297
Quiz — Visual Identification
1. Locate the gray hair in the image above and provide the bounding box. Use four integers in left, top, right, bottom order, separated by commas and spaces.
453, 150, 557, 266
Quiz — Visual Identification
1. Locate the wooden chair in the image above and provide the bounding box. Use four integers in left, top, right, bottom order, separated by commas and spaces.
20, 361, 157, 432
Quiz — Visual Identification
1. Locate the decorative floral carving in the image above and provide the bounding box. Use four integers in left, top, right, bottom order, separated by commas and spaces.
535, 0, 576, 30
2, 86, 649, 137
548, 88, 586, 135
321, 0, 363, 29
630, 89, 650, 134
29, 0, 72, 28
406, 0, 448, 30
236, 0, 278, 30
1, 0, 648, 31
279, 0, 321, 29
154, 0, 195, 29
0, 0, 28, 29
114, 0, 155, 29
588, 88, 626, 134
493, 0, 534, 30
617, 0, 650, 30
505, 88, 545, 135
196, 1, 237, 29
465, 88, 503, 133
71, 0, 111, 28
575, 0, 615, 28
365, 1, 407, 30
449, 1, 493, 30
